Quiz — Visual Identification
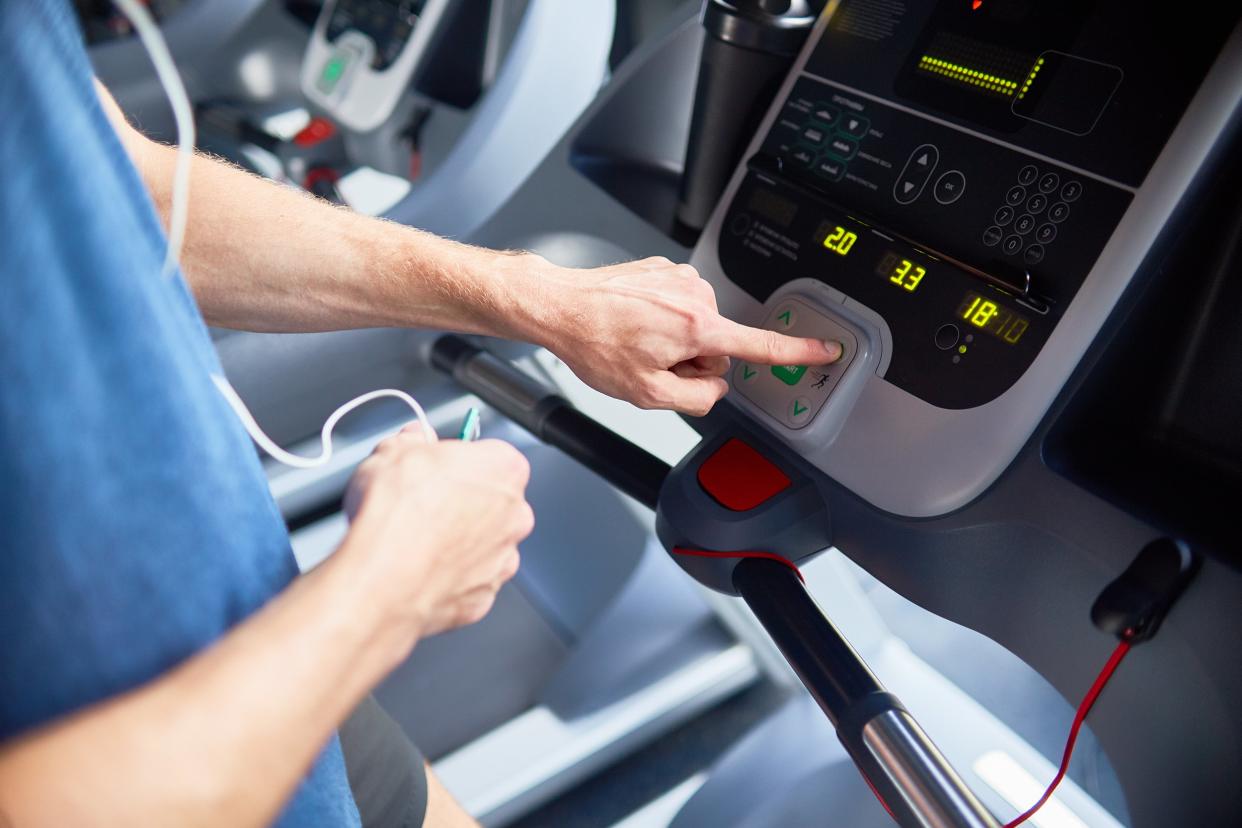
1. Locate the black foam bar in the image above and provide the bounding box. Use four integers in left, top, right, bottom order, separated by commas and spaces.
732, 556, 885, 720
429, 335, 670, 509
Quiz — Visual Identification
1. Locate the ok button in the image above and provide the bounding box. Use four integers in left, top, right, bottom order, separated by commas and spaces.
933, 170, 966, 204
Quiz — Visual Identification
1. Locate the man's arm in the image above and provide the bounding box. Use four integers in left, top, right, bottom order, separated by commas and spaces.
0, 546, 395, 826
0, 435, 532, 827
96, 83, 840, 416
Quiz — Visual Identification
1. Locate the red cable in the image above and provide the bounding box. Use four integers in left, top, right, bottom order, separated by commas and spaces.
671, 545, 1132, 828
671, 546, 805, 583
1003, 636, 1133, 827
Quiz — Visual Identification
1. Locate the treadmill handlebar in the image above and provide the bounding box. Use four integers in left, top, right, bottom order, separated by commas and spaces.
431, 335, 998, 828
734, 558, 999, 828
429, 335, 670, 509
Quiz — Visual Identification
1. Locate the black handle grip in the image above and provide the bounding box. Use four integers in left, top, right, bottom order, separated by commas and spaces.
430, 335, 670, 509
733, 558, 999, 828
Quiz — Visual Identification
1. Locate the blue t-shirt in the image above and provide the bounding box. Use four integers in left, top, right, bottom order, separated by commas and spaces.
0, 3, 360, 825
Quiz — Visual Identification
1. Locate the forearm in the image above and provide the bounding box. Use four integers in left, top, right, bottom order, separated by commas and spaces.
129, 136, 552, 340
0, 549, 410, 828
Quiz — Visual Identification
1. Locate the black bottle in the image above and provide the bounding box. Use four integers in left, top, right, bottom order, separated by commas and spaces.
677, 0, 818, 231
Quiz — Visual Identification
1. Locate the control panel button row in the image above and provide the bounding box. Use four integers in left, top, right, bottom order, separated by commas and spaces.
893, 143, 939, 205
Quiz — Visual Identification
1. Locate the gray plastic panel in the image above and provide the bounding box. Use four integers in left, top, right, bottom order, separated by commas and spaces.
729, 282, 883, 442
691, 12, 1242, 518
374, 581, 567, 760
466, 6, 701, 259
384, 0, 617, 239
301, 0, 452, 132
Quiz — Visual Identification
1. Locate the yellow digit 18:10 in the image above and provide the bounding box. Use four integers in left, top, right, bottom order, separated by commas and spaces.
889, 258, 926, 292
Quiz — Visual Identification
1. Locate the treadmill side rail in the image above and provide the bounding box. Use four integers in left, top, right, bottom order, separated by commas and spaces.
734, 557, 999, 828
863, 709, 999, 828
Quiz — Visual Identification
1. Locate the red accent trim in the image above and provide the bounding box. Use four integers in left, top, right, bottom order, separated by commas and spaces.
302, 166, 341, 191
672, 547, 804, 583
859, 770, 897, 822
697, 438, 792, 511
293, 116, 336, 147
1003, 637, 1133, 827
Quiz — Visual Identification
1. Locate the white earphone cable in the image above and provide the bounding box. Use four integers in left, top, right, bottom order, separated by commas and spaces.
114, 2, 441, 459
211, 375, 437, 467
111, 0, 193, 279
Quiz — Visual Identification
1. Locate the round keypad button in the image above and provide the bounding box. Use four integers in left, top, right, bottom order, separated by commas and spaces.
995, 206, 1015, 226
935, 324, 961, 350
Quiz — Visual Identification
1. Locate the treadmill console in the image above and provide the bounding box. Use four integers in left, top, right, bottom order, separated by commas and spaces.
301, 0, 450, 131
696, 0, 1240, 516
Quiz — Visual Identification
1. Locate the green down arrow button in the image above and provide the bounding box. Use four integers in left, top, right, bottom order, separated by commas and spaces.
792, 399, 809, 416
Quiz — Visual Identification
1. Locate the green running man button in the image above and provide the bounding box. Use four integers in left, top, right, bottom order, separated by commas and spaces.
771, 364, 807, 385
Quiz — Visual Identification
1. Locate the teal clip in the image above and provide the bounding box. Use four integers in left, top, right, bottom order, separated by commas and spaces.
458, 407, 481, 441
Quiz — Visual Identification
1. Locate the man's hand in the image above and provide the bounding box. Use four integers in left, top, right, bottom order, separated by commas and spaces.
98, 92, 838, 417
341, 427, 534, 646
529, 256, 842, 416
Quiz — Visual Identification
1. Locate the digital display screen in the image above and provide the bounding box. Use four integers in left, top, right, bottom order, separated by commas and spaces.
876, 251, 927, 292
748, 188, 799, 228
894, 0, 1097, 133
957, 291, 1028, 343
822, 225, 859, 256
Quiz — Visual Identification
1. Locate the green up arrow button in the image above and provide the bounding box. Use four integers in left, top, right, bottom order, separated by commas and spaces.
777, 309, 793, 327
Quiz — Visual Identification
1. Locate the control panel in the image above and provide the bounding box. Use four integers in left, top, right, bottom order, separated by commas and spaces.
301, 0, 450, 132
712, 0, 1236, 415
733, 297, 864, 428
692, 0, 1239, 516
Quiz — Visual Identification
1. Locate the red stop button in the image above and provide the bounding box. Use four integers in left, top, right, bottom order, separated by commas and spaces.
697, 438, 792, 512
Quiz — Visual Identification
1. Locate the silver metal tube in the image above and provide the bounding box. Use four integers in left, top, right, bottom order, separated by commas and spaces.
862, 709, 999, 828
450, 350, 566, 436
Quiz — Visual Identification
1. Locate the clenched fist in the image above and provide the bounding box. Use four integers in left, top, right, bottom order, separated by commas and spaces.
339, 426, 534, 650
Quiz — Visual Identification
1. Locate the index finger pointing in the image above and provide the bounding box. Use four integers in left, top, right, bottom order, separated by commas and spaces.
704, 318, 842, 366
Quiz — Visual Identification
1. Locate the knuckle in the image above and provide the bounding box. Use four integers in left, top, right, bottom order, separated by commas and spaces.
502, 549, 522, 580
502, 445, 531, 484
462, 594, 497, 625
761, 329, 784, 362
637, 382, 668, 411
673, 263, 698, 279
682, 306, 709, 341
516, 503, 536, 538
